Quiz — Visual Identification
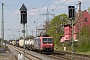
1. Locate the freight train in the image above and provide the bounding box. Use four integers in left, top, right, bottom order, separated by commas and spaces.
8, 34, 54, 53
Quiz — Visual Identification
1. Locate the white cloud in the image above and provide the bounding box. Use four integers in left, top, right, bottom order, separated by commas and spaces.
28, 8, 39, 16
28, 5, 65, 16
41, 7, 47, 11
27, 7, 49, 16
28, 12, 37, 16
65, 0, 81, 4
50, 6, 56, 9
54, 0, 89, 5
50, 5, 65, 10
14, 0, 90, 16
52, 0, 90, 11
14, 8, 39, 16
54, 1, 59, 4
13, 6, 63, 16
28, 7, 48, 16
54, 0, 62, 4
13, 10, 20, 15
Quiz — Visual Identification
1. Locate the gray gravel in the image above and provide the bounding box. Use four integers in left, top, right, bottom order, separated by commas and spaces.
7, 44, 29, 60
7, 44, 56, 60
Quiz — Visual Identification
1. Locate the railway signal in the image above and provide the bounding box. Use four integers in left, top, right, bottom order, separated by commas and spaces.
68, 6, 75, 60
20, 4, 27, 60
20, 4, 27, 24
68, 6, 75, 20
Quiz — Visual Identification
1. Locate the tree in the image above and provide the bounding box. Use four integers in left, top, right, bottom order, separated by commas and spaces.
44, 20, 51, 33
77, 25, 90, 52
47, 14, 68, 47
19, 37, 23, 39
25, 36, 30, 40
29, 35, 34, 39
25, 35, 34, 39
87, 7, 90, 13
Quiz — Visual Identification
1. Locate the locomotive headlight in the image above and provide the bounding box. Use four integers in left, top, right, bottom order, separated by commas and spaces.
50, 44, 52, 45
42, 46, 45, 48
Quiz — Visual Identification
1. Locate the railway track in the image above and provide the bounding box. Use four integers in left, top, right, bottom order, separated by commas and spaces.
43, 52, 71, 60
45, 50, 90, 60
8, 44, 90, 60
8, 44, 71, 60
52, 50, 90, 60
8, 44, 42, 60
48, 54, 71, 60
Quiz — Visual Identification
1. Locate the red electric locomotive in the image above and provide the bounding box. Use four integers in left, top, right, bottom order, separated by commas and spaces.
34, 34, 54, 53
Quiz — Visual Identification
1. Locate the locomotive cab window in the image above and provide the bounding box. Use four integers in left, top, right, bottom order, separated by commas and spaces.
43, 38, 47, 44
48, 38, 52, 44
84, 18, 88, 22
43, 38, 52, 44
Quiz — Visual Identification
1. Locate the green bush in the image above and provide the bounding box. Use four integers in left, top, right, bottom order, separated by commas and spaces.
76, 25, 90, 52
76, 43, 90, 52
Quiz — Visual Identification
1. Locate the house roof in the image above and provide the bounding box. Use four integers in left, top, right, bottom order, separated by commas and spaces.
74, 10, 85, 24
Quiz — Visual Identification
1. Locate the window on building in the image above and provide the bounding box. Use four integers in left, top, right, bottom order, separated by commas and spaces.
84, 18, 88, 22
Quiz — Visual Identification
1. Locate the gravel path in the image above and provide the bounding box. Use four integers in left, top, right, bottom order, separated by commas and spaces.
0, 47, 17, 60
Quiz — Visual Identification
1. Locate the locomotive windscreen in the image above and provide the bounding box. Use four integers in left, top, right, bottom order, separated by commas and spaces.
43, 38, 52, 44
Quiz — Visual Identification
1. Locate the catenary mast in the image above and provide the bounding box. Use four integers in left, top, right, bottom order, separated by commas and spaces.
1, 3, 4, 45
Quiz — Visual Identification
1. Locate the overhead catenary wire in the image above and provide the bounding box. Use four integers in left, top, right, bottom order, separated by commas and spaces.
1, 0, 87, 23
37, 15, 44, 21
41, 0, 50, 8
82, 0, 88, 4
0, 0, 89, 39
17, 0, 22, 4
33, 0, 52, 23
27, 0, 51, 23
17, 0, 34, 9
0, 0, 75, 25
50, 0, 68, 12
35, 0, 69, 22
0, 1, 19, 15
4, 4, 19, 15
16, 0, 52, 23
1, 0, 68, 21
16, 0, 37, 22
26, 0, 35, 8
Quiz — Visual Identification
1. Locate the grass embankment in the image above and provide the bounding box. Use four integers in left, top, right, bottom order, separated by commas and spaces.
75, 43, 90, 55
54, 44, 90, 55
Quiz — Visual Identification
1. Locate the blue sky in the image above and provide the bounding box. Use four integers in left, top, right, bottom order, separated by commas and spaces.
0, 0, 89, 40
